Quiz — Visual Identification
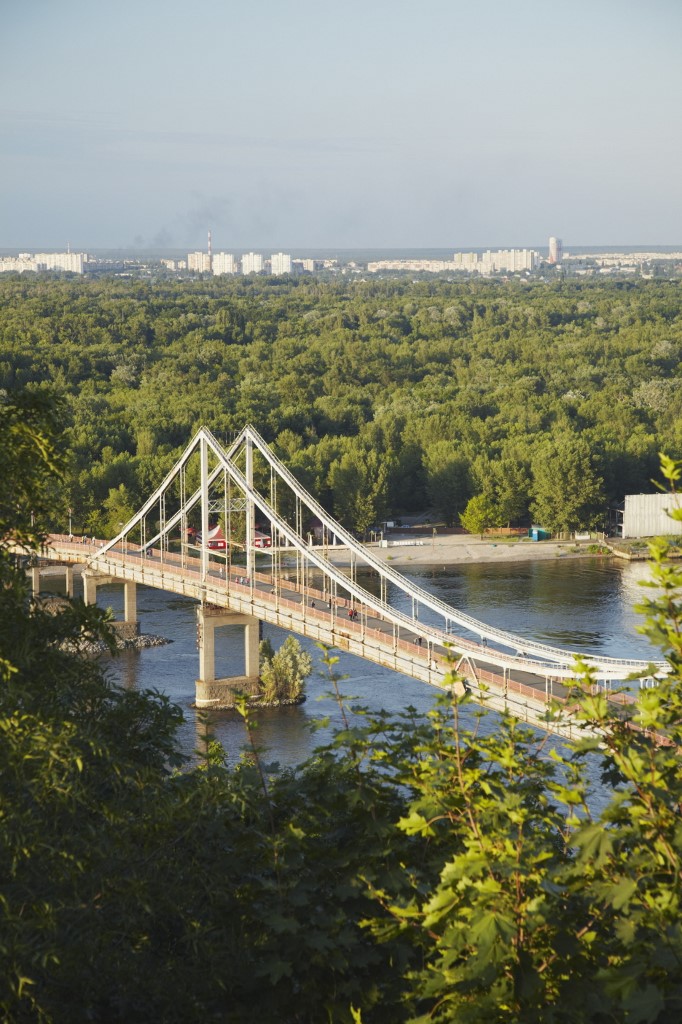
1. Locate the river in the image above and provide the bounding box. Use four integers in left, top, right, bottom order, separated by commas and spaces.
51, 556, 659, 774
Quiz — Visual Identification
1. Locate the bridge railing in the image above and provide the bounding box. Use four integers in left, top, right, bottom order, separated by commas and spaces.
52, 423, 663, 680
47, 533, 661, 691
44, 537, 667, 742
224, 428, 662, 677
91, 540, 545, 670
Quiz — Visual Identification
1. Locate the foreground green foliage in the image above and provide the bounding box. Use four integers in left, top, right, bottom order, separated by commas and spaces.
5, 393, 682, 1022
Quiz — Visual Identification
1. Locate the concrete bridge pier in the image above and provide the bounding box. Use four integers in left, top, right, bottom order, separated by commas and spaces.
30, 565, 41, 596
28, 565, 73, 602
123, 580, 137, 625
83, 572, 140, 639
29, 563, 74, 598
195, 604, 261, 708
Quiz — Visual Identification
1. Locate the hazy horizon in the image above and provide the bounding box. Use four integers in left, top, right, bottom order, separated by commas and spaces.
2, 1, 680, 250
3, 245, 682, 260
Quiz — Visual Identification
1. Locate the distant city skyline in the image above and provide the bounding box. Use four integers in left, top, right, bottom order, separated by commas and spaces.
6, 235, 682, 259
2, 0, 681, 250
4, 244, 680, 282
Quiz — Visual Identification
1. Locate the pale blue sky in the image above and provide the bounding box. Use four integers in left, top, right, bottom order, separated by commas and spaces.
2, 0, 680, 249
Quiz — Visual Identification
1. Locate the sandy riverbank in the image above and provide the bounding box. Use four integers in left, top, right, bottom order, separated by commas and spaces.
39, 536, 605, 572
326, 534, 602, 569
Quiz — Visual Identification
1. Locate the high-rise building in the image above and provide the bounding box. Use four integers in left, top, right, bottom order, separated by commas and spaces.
241, 252, 263, 275
366, 249, 538, 275
483, 249, 538, 273
34, 252, 86, 273
212, 252, 237, 275
187, 251, 211, 273
187, 251, 212, 273
548, 237, 563, 264
270, 252, 292, 275
452, 252, 480, 271
0, 255, 38, 274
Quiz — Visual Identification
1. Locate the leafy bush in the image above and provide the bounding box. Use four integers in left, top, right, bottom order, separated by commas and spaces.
258, 635, 312, 702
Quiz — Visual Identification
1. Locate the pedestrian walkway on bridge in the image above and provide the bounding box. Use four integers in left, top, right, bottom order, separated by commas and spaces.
38, 424, 666, 743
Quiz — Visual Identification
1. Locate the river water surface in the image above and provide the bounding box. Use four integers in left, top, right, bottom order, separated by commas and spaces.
59, 556, 659, 774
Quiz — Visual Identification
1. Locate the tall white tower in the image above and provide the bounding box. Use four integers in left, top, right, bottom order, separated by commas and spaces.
548, 237, 563, 264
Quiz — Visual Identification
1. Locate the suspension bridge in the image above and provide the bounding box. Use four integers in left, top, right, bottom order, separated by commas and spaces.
36, 425, 664, 742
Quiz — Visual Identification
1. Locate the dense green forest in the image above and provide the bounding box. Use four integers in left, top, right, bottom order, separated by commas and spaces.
1, 274, 681, 534
5, 391, 682, 1023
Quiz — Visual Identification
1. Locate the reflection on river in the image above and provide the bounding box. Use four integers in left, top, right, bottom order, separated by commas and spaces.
56, 556, 658, 779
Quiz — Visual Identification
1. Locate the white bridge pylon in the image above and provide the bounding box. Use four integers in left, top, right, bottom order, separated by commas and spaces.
92, 424, 661, 684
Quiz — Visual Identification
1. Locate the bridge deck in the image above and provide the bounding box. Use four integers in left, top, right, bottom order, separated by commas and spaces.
38, 535, 655, 745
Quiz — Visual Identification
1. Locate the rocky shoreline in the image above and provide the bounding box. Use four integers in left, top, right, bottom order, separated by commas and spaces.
191, 694, 306, 711
66, 634, 172, 656
248, 694, 307, 708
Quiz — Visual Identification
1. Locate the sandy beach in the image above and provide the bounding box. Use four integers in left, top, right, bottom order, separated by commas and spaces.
326, 533, 601, 569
